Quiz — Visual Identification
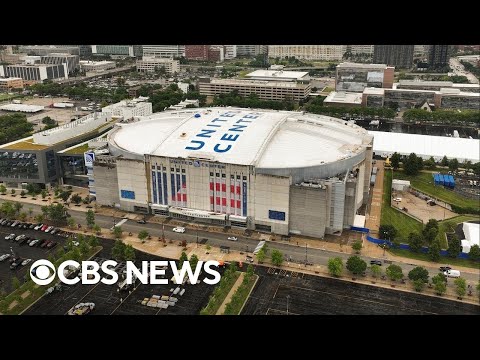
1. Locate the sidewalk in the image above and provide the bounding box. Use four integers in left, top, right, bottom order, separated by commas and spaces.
216, 272, 245, 315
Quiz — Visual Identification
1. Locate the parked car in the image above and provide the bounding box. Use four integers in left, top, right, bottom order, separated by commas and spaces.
29, 239, 40, 247
393, 197, 402, 202
444, 269, 461, 278
137, 219, 147, 224
11, 220, 20, 227
29, 223, 36, 229
50, 228, 58, 235
0, 254, 11, 262
370, 260, 382, 266
40, 225, 48, 232
46, 241, 57, 249
41, 240, 50, 248
245, 256, 254, 263
21, 259, 32, 266
4, 233, 16, 241
227, 236, 238, 241
1, 219, 8, 226
45, 226, 54, 233
439, 266, 452, 272
172, 227, 186, 233
34, 223, 44, 230
38, 239, 47, 247
10, 259, 22, 270
18, 237, 28, 246
15, 234, 26, 242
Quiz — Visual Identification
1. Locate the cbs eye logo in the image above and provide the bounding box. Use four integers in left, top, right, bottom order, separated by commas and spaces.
30, 259, 56, 285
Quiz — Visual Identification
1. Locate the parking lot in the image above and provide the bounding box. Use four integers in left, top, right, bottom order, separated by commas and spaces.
0, 221, 75, 292
392, 190, 456, 222
24, 245, 219, 315
241, 266, 479, 315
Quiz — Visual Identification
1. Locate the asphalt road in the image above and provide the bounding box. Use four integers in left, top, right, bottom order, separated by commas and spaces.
1, 199, 479, 283
450, 57, 479, 84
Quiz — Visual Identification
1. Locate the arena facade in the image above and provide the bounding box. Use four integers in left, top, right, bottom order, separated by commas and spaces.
92, 107, 373, 238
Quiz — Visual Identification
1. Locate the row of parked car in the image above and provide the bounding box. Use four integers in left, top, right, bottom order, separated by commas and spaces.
0, 219, 60, 234
4, 232, 58, 249
0, 254, 32, 270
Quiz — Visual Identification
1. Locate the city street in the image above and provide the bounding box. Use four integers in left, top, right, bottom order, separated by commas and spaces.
3, 199, 478, 283
450, 57, 479, 84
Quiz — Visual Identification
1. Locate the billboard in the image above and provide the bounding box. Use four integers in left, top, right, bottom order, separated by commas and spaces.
84, 152, 95, 168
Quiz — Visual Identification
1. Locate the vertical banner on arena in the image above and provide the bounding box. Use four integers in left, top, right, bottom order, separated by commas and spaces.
242, 181, 247, 217
171, 173, 176, 204
181, 174, 187, 206
152, 170, 157, 204
209, 176, 214, 211
163, 173, 168, 205
236, 178, 241, 216
157, 170, 163, 205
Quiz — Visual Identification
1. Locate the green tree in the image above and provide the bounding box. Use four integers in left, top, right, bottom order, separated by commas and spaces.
28, 208, 33, 218
58, 191, 71, 202
351, 240, 363, 254
86, 209, 95, 229
124, 244, 136, 261
434, 279, 447, 296
93, 224, 101, 234
71, 193, 82, 205
440, 155, 449, 167
20, 190, 26, 197
327, 257, 343, 277
67, 217, 75, 228
88, 236, 99, 247
14, 201, 22, 215
448, 158, 459, 171
246, 264, 254, 279
425, 156, 437, 170
12, 276, 20, 290
138, 230, 149, 242
189, 254, 199, 271
111, 240, 126, 261
408, 232, 424, 252
386, 264, 403, 281
11, 189, 15, 197
79, 240, 90, 256
271, 249, 283, 266
1, 201, 16, 218
423, 219, 439, 237
403, 153, 422, 176
390, 152, 401, 170
408, 266, 429, 283
41, 189, 48, 200
428, 240, 441, 262
71, 247, 81, 262
413, 279, 425, 292
468, 244, 480, 261
179, 251, 188, 263
346, 256, 367, 275
379, 225, 397, 241
0, 184, 6, 194
113, 226, 123, 239
256, 247, 266, 263
370, 264, 382, 278
454, 277, 467, 298
34, 214, 44, 223
18, 212, 27, 221
47, 203, 68, 224
447, 235, 462, 258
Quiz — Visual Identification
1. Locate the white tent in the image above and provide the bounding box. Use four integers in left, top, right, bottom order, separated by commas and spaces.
461, 222, 480, 253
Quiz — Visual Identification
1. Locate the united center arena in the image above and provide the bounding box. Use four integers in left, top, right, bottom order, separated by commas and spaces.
92, 107, 373, 238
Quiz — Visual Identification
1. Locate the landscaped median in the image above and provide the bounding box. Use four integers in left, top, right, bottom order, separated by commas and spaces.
223, 266, 258, 315
200, 263, 240, 315
0, 243, 102, 315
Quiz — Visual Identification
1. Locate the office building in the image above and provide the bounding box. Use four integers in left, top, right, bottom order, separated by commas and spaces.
0, 77, 24, 91
373, 45, 414, 68
142, 45, 185, 58
428, 45, 450, 68
335, 63, 394, 92
19, 45, 80, 56
136, 57, 180, 74
40, 53, 80, 74
224, 45, 237, 59
268, 45, 345, 61
0, 63, 68, 84
236, 45, 268, 57
91, 45, 141, 57
79, 60, 116, 72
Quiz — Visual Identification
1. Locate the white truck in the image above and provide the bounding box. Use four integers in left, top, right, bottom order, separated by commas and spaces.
53, 102, 74, 108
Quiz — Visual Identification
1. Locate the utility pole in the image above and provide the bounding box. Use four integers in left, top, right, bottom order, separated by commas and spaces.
305, 243, 307, 267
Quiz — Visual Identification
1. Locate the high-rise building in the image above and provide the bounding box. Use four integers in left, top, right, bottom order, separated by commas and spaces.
142, 45, 185, 58
185, 45, 209, 60
0, 63, 68, 84
236, 45, 268, 57
40, 53, 80, 74
428, 45, 450, 68
347, 45, 374, 55
91, 45, 141, 57
268, 45, 345, 61
414, 45, 429, 58
224, 45, 237, 59
373, 45, 414, 68
19, 45, 80, 56
136, 57, 180, 74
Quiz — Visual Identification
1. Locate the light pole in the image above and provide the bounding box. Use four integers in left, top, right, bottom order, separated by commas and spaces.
305, 243, 308, 267
286, 295, 290, 315
161, 220, 165, 241
196, 228, 199, 248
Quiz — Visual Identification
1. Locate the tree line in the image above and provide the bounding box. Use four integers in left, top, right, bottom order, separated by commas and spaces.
305, 96, 396, 119
211, 91, 295, 111
403, 108, 480, 124
0, 113, 34, 145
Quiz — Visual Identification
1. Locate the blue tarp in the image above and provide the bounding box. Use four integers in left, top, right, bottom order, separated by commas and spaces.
438, 174, 444, 185
433, 173, 440, 185
447, 174, 455, 188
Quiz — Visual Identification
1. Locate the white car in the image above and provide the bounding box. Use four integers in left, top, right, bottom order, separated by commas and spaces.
15, 234, 26, 241
172, 227, 186, 233
11, 220, 20, 227
5, 233, 16, 240
45, 226, 54, 233
21, 258, 32, 266
0, 254, 11, 262
393, 197, 402, 202
227, 236, 238, 241
29, 239, 40, 247
34, 223, 44, 230
71, 241, 79, 247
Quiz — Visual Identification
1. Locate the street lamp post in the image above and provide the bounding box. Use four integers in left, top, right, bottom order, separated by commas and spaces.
305, 243, 308, 267
161, 221, 165, 241
286, 295, 290, 315
196, 228, 199, 248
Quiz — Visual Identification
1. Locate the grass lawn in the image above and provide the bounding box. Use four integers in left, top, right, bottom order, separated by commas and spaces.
393, 170, 480, 209
389, 248, 480, 270
437, 215, 480, 249
0, 93, 16, 101
322, 86, 335, 93
381, 170, 423, 241
200, 271, 240, 315
223, 274, 258, 315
